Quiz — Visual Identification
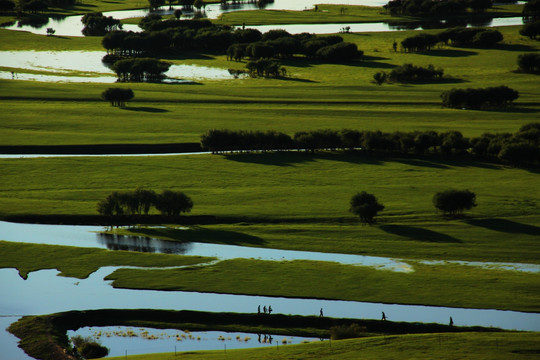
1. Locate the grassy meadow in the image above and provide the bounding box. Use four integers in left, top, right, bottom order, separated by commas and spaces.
104, 332, 540, 360
1, 26, 540, 145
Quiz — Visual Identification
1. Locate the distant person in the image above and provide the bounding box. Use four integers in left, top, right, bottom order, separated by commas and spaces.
382, 311, 387, 321
449, 316, 454, 326
268, 305, 272, 314
258, 305, 260, 314
263, 306, 267, 314
320, 308, 324, 317
11, 71, 14, 79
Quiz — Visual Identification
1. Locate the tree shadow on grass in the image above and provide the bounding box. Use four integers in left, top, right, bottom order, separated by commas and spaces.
465, 218, 540, 236
421, 49, 477, 57
127, 226, 266, 246
379, 224, 462, 243
122, 107, 169, 113
494, 43, 538, 52
223, 151, 383, 166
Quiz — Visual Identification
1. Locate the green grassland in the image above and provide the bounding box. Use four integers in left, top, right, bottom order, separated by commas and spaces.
106, 258, 540, 312
0, 240, 212, 278
1, 26, 540, 145
1, 153, 539, 264
215, 4, 524, 26
104, 332, 540, 360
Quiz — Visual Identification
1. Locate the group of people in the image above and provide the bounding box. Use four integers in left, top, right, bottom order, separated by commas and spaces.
257, 305, 273, 314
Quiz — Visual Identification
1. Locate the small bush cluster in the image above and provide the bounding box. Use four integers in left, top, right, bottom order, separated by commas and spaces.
433, 189, 476, 217
441, 86, 519, 109
200, 124, 540, 166
101, 87, 134, 107
71, 335, 109, 359
401, 27, 503, 52
374, 63, 443, 84
520, 20, 540, 40
110, 58, 171, 82
81, 12, 122, 36
517, 53, 540, 73
97, 188, 193, 217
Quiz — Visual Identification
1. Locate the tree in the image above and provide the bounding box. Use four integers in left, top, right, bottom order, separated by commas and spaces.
349, 192, 385, 224
433, 189, 476, 217
101, 88, 134, 107
46, 27, 55, 36
155, 190, 193, 216
174, 8, 182, 19
373, 71, 387, 85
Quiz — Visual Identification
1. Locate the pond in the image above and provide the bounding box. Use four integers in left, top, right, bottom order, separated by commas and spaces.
68, 326, 320, 357
0, 0, 525, 37
0, 50, 234, 82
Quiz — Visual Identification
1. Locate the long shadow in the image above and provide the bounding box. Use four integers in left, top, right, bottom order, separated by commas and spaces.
494, 43, 538, 52
361, 61, 396, 70
224, 151, 383, 166
121, 107, 170, 113
380, 224, 462, 243
279, 77, 318, 83
127, 227, 266, 246
421, 49, 477, 57
466, 218, 540, 236
392, 157, 451, 169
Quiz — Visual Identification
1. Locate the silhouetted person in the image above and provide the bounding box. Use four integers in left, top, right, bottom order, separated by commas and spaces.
268, 305, 272, 314
269, 335, 273, 344
382, 311, 387, 320
258, 305, 260, 314
263, 306, 267, 314
449, 316, 454, 326
320, 308, 324, 317
392, 41, 397, 52
258, 334, 261, 343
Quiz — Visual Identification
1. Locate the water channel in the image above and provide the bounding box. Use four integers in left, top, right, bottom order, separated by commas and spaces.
1, 219, 540, 358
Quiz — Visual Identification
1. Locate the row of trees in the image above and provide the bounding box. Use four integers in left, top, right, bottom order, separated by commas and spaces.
200, 124, 540, 166
102, 21, 360, 62
97, 188, 193, 217
101, 88, 134, 107
110, 58, 171, 82
384, 0, 492, 17
401, 27, 503, 52
349, 189, 476, 224
517, 53, 540, 73
81, 12, 122, 36
373, 63, 444, 84
520, 20, 540, 40
523, 0, 540, 22
441, 86, 519, 109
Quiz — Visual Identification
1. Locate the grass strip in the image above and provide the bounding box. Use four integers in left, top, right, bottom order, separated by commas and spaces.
105, 258, 540, 313
0, 241, 214, 279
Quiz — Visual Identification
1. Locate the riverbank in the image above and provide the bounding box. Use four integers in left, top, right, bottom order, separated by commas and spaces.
8, 309, 505, 360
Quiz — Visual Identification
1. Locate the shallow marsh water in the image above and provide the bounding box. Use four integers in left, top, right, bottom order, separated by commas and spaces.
68, 326, 319, 357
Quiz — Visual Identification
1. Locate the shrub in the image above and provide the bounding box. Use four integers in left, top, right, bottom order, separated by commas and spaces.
433, 189, 476, 216
517, 53, 540, 73
388, 63, 443, 82
101, 87, 134, 107
349, 192, 385, 224
330, 323, 366, 340
441, 86, 518, 109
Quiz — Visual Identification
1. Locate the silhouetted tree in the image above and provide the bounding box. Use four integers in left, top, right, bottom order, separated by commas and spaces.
155, 190, 194, 216
101, 88, 134, 107
433, 189, 476, 216
349, 191, 385, 224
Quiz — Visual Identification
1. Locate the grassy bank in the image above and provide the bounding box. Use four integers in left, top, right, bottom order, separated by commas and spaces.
104, 332, 540, 360
0, 241, 213, 279
8, 309, 505, 360
105, 258, 540, 312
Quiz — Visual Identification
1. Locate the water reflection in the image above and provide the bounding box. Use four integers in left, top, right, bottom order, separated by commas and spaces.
97, 233, 193, 254
67, 326, 318, 357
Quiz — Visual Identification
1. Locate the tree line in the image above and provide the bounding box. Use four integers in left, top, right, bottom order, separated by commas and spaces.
200, 124, 540, 166
102, 19, 361, 62
401, 27, 503, 52
441, 86, 519, 109
97, 188, 193, 217
384, 0, 492, 17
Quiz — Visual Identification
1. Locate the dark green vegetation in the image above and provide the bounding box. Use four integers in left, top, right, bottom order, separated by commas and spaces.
433, 189, 477, 217
441, 85, 519, 109
101, 87, 134, 107
8, 309, 505, 360
97, 188, 193, 216
0, 241, 213, 279
349, 191, 385, 224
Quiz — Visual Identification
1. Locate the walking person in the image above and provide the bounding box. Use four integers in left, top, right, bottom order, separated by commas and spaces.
263, 306, 267, 314
449, 316, 454, 326
382, 311, 387, 321
258, 305, 260, 314
319, 308, 324, 317
268, 305, 272, 314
